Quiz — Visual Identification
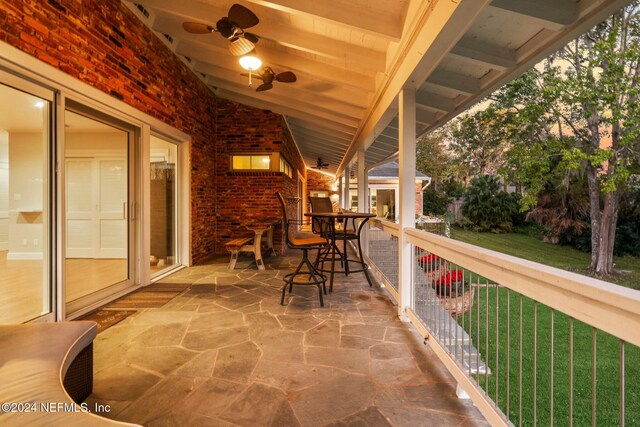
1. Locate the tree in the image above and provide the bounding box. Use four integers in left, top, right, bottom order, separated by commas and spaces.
449, 106, 508, 181
542, 4, 640, 275
482, 5, 640, 276
462, 175, 520, 232
416, 127, 462, 215
415, 128, 452, 192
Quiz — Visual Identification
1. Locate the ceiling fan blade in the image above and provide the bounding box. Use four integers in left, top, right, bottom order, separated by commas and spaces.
276, 71, 297, 83
216, 18, 235, 38
228, 38, 255, 56
228, 4, 259, 29
182, 22, 214, 34
243, 32, 260, 44
256, 83, 273, 92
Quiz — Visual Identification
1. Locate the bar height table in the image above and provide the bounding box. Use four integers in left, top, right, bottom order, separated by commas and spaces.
305, 211, 375, 292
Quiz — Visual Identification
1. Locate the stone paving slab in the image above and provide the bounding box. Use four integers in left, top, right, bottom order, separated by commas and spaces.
89, 253, 487, 426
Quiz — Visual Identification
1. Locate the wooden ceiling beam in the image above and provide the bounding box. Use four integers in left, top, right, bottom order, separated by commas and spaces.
490, 0, 578, 30
214, 88, 358, 134
415, 90, 458, 113
415, 108, 439, 126
242, 0, 403, 41
449, 35, 517, 70
288, 120, 355, 141
426, 69, 481, 96
288, 128, 352, 147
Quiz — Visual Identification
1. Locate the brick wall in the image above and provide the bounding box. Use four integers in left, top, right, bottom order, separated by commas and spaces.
0, 0, 304, 262
415, 182, 424, 216
214, 100, 305, 254
306, 169, 339, 211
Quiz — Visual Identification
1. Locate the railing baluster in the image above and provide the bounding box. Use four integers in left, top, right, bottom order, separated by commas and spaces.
450, 260, 454, 359
550, 308, 554, 426
485, 277, 489, 391
477, 273, 480, 392
468, 269, 472, 378
436, 260, 448, 342
592, 328, 597, 427
519, 294, 523, 427
455, 265, 459, 364
534, 301, 537, 426
620, 340, 625, 427
495, 283, 499, 406
570, 317, 574, 427
507, 288, 511, 419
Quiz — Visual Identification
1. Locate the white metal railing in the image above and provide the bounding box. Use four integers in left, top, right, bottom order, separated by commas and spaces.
399, 227, 640, 426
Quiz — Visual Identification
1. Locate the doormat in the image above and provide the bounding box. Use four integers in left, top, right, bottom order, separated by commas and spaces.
79, 309, 136, 333
108, 290, 182, 309
144, 282, 192, 292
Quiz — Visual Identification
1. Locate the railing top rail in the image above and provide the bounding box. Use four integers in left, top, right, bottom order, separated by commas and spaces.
369, 218, 400, 235
405, 227, 640, 347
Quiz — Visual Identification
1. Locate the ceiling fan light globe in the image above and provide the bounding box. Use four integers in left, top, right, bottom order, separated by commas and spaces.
239, 54, 262, 71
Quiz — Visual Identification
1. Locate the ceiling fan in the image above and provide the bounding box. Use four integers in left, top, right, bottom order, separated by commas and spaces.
182, 4, 260, 56
312, 158, 330, 170
241, 66, 297, 91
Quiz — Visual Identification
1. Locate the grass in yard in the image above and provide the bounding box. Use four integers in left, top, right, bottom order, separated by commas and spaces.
457, 287, 640, 426
450, 228, 640, 290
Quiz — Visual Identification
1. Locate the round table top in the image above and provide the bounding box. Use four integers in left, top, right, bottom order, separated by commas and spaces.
305, 211, 376, 219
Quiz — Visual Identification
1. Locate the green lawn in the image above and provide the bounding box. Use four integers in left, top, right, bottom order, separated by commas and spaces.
450, 228, 640, 290
439, 228, 640, 425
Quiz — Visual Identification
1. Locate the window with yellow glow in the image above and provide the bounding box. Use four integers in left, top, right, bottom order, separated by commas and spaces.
279, 157, 293, 178
231, 154, 270, 170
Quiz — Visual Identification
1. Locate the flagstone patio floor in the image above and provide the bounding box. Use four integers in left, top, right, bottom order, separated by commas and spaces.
86, 252, 488, 426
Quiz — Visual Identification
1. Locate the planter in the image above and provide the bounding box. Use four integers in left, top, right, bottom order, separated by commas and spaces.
440, 287, 475, 316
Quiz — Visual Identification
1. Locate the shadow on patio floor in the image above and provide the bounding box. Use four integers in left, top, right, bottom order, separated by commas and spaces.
86, 252, 488, 426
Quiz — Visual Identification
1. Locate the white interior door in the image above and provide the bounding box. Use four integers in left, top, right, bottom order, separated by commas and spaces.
66, 159, 94, 258
65, 157, 127, 258
97, 158, 127, 258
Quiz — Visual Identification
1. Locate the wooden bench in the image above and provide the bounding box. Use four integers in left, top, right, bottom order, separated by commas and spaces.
0, 321, 138, 426
226, 219, 280, 271
225, 234, 256, 270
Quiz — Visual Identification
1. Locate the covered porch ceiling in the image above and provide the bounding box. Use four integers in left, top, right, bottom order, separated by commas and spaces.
125, 0, 631, 175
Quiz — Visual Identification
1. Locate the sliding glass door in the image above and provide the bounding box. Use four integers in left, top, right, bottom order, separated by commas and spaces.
0, 80, 53, 323
64, 106, 136, 314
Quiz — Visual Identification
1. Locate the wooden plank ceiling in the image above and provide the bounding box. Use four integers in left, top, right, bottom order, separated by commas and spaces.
124, 0, 631, 175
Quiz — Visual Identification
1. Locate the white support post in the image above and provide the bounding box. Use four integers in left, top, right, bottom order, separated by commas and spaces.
357, 148, 369, 255
343, 166, 350, 210
357, 149, 367, 213
398, 87, 416, 321
338, 176, 343, 209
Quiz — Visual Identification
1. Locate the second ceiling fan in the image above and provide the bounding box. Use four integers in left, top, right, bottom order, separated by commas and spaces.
183, 4, 260, 56
241, 66, 297, 92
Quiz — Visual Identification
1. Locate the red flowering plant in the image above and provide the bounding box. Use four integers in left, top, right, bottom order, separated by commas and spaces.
419, 253, 441, 272
434, 269, 469, 297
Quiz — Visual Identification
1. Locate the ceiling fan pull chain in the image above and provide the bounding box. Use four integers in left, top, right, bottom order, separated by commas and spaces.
249, 69, 253, 87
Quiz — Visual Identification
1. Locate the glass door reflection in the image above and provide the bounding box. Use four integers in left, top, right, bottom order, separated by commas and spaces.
150, 135, 178, 274
0, 82, 52, 323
